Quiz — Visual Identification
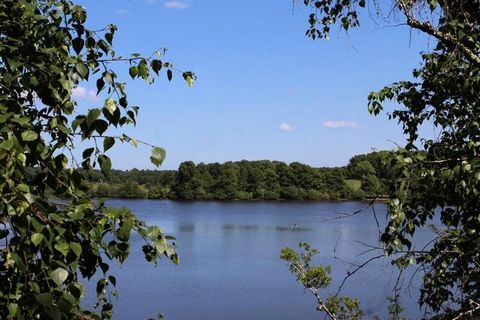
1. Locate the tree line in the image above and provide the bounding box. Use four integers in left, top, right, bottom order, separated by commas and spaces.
87, 151, 394, 200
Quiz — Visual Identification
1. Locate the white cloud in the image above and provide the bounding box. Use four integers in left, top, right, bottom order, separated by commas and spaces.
72, 86, 98, 102
164, 1, 189, 9
323, 120, 361, 129
279, 122, 295, 132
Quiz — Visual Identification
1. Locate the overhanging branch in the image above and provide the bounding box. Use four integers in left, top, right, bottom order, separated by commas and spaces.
398, 1, 480, 68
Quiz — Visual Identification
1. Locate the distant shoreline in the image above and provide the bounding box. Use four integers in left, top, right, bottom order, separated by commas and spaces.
87, 153, 394, 202
98, 197, 390, 203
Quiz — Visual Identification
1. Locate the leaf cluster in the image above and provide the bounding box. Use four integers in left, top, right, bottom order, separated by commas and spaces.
280, 243, 363, 320
0, 0, 190, 318
298, 0, 480, 317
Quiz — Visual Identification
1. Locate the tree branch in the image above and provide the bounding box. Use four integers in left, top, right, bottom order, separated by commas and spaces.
398, 1, 480, 68
290, 262, 338, 320
452, 300, 480, 320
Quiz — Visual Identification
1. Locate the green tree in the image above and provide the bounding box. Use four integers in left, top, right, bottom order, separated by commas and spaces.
0, 0, 192, 318
349, 160, 376, 180
213, 162, 240, 199
118, 180, 147, 198
361, 174, 382, 196
175, 161, 202, 200
300, 0, 480, 317
262, 166, 281, 199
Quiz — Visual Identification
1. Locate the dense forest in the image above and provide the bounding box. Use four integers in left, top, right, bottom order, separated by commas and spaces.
87, 151, 394, 200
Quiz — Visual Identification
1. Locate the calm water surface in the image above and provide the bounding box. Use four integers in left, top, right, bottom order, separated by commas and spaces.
84, 200, 431, 319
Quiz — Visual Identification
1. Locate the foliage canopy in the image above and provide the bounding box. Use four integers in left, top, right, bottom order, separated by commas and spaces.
297, 0, 480, 318
0, 0, 194, 318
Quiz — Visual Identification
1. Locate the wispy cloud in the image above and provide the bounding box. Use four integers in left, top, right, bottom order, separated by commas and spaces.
323, 120, 361, 129
164, 0, 189, 9
72, 86, 98, 102
115, 8, 128, 15
279, 122, 295, 132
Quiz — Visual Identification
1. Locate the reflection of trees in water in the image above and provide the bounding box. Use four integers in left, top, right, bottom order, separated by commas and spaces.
178, 225, 195, 233
221, 224, 312, 232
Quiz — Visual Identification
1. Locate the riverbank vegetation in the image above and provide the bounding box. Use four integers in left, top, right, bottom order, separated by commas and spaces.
87, 151, 394, 201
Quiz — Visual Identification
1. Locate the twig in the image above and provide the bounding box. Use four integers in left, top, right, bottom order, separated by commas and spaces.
398, 0, 480, 68
452, 300, 480, 320
317, 195, 379, 222
335, 254, 384, 295
290, 262, 338, 320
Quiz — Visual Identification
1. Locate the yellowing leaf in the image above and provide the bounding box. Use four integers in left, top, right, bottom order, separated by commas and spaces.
183, 72, 194, 87
105, 98, 117, 114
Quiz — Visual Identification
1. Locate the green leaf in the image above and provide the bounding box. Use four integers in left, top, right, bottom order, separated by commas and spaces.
103, 137, 115, 152
82, 147, 95, 159
35, 293, 53, 307
21, 130, 38, 141
72, 37, 84, 55
69, 283, 84, 299
138, 60, 149, 79
167, 69, 173, 81
150, 147, 166, 167
93, 119, 109, 135
151, 59, 162, 75
0, 113, 11, 123
105, 32, 113, 45
87, 108, 102, 126
67, 210, 84, 220
31, 233, 44, 246
72, 117, 85, 131
51, 267, 69, 286
7, 303, 18, 316
18, 153, 26, 165
76, 63, 89, 79
11, 116, 30, 126
96, 78, 105, 94
99, 155, 112, 176
0, 138, 15, 150
54, 242, 70, 256
129, 66, 138, 79
108, 275, 117, 287
70, 242, 82, 257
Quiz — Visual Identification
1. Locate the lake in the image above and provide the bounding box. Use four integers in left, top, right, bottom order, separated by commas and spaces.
84, 200, 430, 319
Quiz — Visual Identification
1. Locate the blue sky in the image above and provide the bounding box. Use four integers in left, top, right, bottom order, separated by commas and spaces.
74, 0, 431, 170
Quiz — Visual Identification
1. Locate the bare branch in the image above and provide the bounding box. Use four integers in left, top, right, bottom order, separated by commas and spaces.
335, 254, 385, 295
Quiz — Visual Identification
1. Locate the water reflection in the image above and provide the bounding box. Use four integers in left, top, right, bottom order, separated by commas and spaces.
219, 223, 311, 233
178, 224, 195, 233
82, 200, 428, 320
